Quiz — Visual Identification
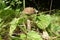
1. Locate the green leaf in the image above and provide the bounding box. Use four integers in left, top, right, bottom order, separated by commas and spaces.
51, 24, 60, 36
18, 14, 27, 24
11, 36, 20, 40
0, 36, 2, 40
0, 18, 2, 22
36, 15, 52, 29
27, 31, 43, 40
4, 6, 11, 10
50, 16, 60, 36
9, 18, 20, 36
20, 34, 26, 40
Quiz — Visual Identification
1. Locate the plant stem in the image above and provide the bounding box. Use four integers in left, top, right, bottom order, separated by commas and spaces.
23, 0, 25, 9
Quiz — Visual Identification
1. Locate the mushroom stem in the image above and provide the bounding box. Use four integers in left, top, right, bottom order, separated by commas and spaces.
27, 19, 31, 32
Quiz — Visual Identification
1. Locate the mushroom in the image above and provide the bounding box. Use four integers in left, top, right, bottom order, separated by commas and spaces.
22, 7, 38, 15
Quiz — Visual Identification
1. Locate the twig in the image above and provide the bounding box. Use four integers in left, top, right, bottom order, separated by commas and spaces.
41, 9, 55, 14
49, 0, 53, 14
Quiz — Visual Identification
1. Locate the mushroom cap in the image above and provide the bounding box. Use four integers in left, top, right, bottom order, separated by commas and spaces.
22, 7, 38, 15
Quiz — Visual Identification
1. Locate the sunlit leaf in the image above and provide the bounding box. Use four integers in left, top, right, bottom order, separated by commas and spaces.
51, 24, 60, 36
4, 6, 11, 10
20, 34, 26, 40
27, 31, 43, 40
9, 18, 20, 36
11, 36, 20, 40
36, 15, 52, 29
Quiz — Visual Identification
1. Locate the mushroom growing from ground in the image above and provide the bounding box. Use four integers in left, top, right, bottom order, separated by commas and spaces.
22, 7, 38, 31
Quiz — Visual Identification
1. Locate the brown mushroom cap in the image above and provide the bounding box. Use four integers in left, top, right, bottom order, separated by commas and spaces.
22, 7, 38, 15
